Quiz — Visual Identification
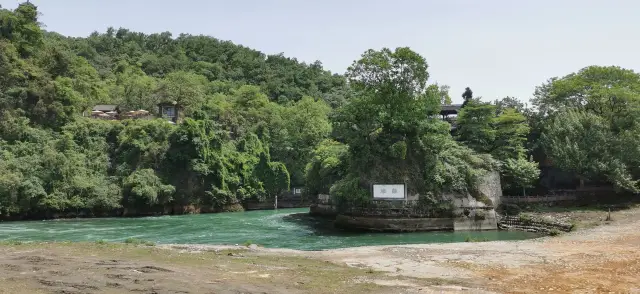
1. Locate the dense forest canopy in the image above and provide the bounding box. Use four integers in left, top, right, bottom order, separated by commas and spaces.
1, 2, 639, 219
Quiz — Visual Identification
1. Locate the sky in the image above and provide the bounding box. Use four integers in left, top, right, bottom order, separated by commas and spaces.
2, 0, 639, 104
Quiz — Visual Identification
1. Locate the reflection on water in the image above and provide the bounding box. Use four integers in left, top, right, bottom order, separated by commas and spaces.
0, 208, 540, 251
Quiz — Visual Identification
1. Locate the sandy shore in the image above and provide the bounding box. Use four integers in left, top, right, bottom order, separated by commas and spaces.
164, 206, 640, 293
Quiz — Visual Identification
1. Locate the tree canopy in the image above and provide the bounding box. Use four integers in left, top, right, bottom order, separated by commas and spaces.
1, 2, 638, 219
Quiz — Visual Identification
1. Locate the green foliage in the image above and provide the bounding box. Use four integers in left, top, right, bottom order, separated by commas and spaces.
329, 176, 370, 210
456, 98, 539, 194
548, 229, 561, 236
0, 117, 122, 217
542, 110, 638, 192
533, 66, 640, 191
155, 71, 208, 114
123, 169, 175, 207
473, 210, 486, 220
304, 140, 348, 196
124, 238, 155, 246
331, 47, 496, 209
501, 157, 540, 194
427, 83, 452, 105
4, 1, 640, 220
464, 236, 489, 242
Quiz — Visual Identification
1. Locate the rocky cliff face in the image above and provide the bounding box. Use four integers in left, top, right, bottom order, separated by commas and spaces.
310, 171, 503, 231
448, 170, 501, 231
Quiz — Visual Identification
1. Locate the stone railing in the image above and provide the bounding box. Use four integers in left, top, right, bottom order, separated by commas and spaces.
498, 215, 574, 233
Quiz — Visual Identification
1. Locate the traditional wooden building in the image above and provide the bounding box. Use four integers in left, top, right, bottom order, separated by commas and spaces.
158, 101, 183, 123
440, 104, 462, 131
90, 105, 120, 120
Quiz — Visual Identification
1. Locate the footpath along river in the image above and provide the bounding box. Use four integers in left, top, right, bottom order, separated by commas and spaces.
0, 208, 539, 250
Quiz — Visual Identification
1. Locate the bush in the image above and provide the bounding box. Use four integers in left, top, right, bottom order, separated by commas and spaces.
518, 213, 533, 224
476, 193, 493, 206
474, 210, 486, 220
548, 229, 561, 236
124, 238, 155, 246
465, 236, 489, 242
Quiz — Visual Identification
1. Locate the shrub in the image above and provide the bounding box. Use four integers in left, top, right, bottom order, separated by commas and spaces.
548, 229, 561, 236
465, 236, 489, 242
476, 193, 493, 206
474, 210, 486, 220
518, 213, 533, 224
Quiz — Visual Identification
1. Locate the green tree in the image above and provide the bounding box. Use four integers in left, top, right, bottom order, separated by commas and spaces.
123, 169, 175, 207
494, 96, 525, 114
455, 99, 496, 154
304, 139, 348, 196
427, 83, 452, 105
274, 96, 332, 186
535, 66, 640, 191
541, 110, 637, 192
501, 157, 540, 195
331, 47, 495, 207
156, 71, 208, 114
492, 108, 529, 161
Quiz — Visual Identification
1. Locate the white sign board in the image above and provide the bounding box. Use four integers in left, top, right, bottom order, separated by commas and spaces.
373, 184, 406, 200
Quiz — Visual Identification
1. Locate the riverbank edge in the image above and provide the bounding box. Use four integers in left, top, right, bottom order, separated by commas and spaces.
0, 201, 311, 222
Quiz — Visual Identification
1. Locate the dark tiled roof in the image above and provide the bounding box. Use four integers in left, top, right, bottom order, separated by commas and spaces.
92, 105, 118, 112
441, 104, 462, 112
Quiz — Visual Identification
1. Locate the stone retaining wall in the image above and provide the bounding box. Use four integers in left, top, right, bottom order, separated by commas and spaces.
498, 215, 574, 233
244, 200, 310, 211
309, 203, 337, 217
334, 215, 453, 232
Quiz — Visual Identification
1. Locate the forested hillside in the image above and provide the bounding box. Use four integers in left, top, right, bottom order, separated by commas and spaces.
1, 2, 639, 220
0, 2, 336, 218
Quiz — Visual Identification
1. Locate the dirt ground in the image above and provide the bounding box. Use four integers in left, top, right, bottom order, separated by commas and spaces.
1, 206, 640, 294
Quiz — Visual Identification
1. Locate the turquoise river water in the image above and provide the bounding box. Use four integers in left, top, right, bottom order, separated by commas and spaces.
0, 208, 539, 250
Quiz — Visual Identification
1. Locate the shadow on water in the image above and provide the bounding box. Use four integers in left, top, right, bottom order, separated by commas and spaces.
281, 213, 368, 237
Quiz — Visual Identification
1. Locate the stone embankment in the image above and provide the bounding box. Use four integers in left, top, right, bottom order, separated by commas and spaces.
498, 215, 574, 233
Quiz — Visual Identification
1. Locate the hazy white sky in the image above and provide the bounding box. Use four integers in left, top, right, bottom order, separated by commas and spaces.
2, 0, 639, 104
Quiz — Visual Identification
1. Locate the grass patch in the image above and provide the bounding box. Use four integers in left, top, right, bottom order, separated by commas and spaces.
465, 236, 489, 242
124, 238, 155, 246
0, 240, 24, 245
548, 229, 562, 236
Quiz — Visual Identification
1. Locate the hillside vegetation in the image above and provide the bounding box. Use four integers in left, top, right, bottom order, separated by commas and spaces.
2, 2, 640, 220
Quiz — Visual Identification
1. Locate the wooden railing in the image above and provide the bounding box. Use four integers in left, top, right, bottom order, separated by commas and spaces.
501, 194, 577, 204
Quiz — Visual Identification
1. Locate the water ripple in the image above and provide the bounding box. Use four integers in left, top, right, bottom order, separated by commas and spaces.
0, 208, 540, 250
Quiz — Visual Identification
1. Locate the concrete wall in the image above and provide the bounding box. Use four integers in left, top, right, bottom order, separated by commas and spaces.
453, 209, 498, 231
334, 215, 453, 232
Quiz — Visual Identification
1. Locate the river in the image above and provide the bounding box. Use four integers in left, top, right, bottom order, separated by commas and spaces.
0, 208, 539, 250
